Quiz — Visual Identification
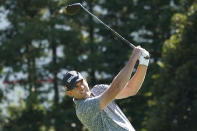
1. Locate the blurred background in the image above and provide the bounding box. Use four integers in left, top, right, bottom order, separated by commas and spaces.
0, 0, 196, 131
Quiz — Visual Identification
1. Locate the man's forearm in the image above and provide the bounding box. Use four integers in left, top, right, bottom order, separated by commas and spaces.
116, 47, 149, 99
111, 56, 138, 91
100, 55, 138, 110
127, 65, 147, 95
116, 65, 147, 99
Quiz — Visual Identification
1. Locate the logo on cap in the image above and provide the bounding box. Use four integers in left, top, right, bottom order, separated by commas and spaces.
67, 75, 76, 83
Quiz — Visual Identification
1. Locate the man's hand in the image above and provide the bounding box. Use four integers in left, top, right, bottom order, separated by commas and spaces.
130, 46, 143, 61
138, 48, 150, 66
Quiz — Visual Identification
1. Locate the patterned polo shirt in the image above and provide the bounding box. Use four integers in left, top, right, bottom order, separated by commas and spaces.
74, 84, 135, 131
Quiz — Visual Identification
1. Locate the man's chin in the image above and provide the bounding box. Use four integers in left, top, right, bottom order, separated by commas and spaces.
83, 92, 91, 98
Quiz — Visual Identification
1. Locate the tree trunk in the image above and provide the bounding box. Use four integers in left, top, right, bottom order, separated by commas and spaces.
26, 44, 33, 91
52, 42, 59, 106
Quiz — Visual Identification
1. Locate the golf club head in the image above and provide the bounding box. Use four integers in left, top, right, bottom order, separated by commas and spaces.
59, 3, 82, 15
67, 3, 82, 15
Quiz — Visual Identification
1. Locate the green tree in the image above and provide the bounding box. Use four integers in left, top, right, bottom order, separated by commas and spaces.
0, 0, 50, 130
0, 0, 87, 130
147, 2, 197, 131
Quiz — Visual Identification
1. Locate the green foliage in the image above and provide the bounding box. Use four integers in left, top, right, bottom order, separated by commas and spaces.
147, 2, 197, 131
3, 104, 46, 131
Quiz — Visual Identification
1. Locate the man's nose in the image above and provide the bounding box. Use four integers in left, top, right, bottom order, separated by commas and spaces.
79, 85, 84, 90
81, 85, 84, 89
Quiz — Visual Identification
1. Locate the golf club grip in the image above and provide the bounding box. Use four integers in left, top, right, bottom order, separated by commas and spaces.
81, 5, 135, 49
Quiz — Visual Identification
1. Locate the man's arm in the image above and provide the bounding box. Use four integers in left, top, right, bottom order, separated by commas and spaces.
116, 48, 150, 99
115, 65, 147, 99
99, 47, 141, 110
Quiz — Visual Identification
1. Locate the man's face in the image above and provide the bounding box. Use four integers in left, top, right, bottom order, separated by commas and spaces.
66, 79, 91, 99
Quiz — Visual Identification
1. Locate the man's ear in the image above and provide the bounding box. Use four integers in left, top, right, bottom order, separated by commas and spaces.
66, 90, 73, 97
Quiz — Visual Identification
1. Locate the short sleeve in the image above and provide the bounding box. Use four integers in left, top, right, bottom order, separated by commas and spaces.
76, 96, 101, 118
91, 84, 109, 96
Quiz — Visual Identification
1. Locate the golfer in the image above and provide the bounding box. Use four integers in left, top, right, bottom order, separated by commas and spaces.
63, 46, 149, 131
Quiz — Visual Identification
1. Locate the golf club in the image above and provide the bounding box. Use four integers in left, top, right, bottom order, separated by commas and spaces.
60, 3, 149, 59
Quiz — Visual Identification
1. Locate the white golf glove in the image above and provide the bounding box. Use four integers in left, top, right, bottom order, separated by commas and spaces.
139, 49, 150, 66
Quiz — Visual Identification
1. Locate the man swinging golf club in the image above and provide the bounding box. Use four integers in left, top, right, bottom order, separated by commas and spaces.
63, 46, 150, 131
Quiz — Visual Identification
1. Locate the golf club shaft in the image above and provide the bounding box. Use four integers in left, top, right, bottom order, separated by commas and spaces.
80, 5, 135, 49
